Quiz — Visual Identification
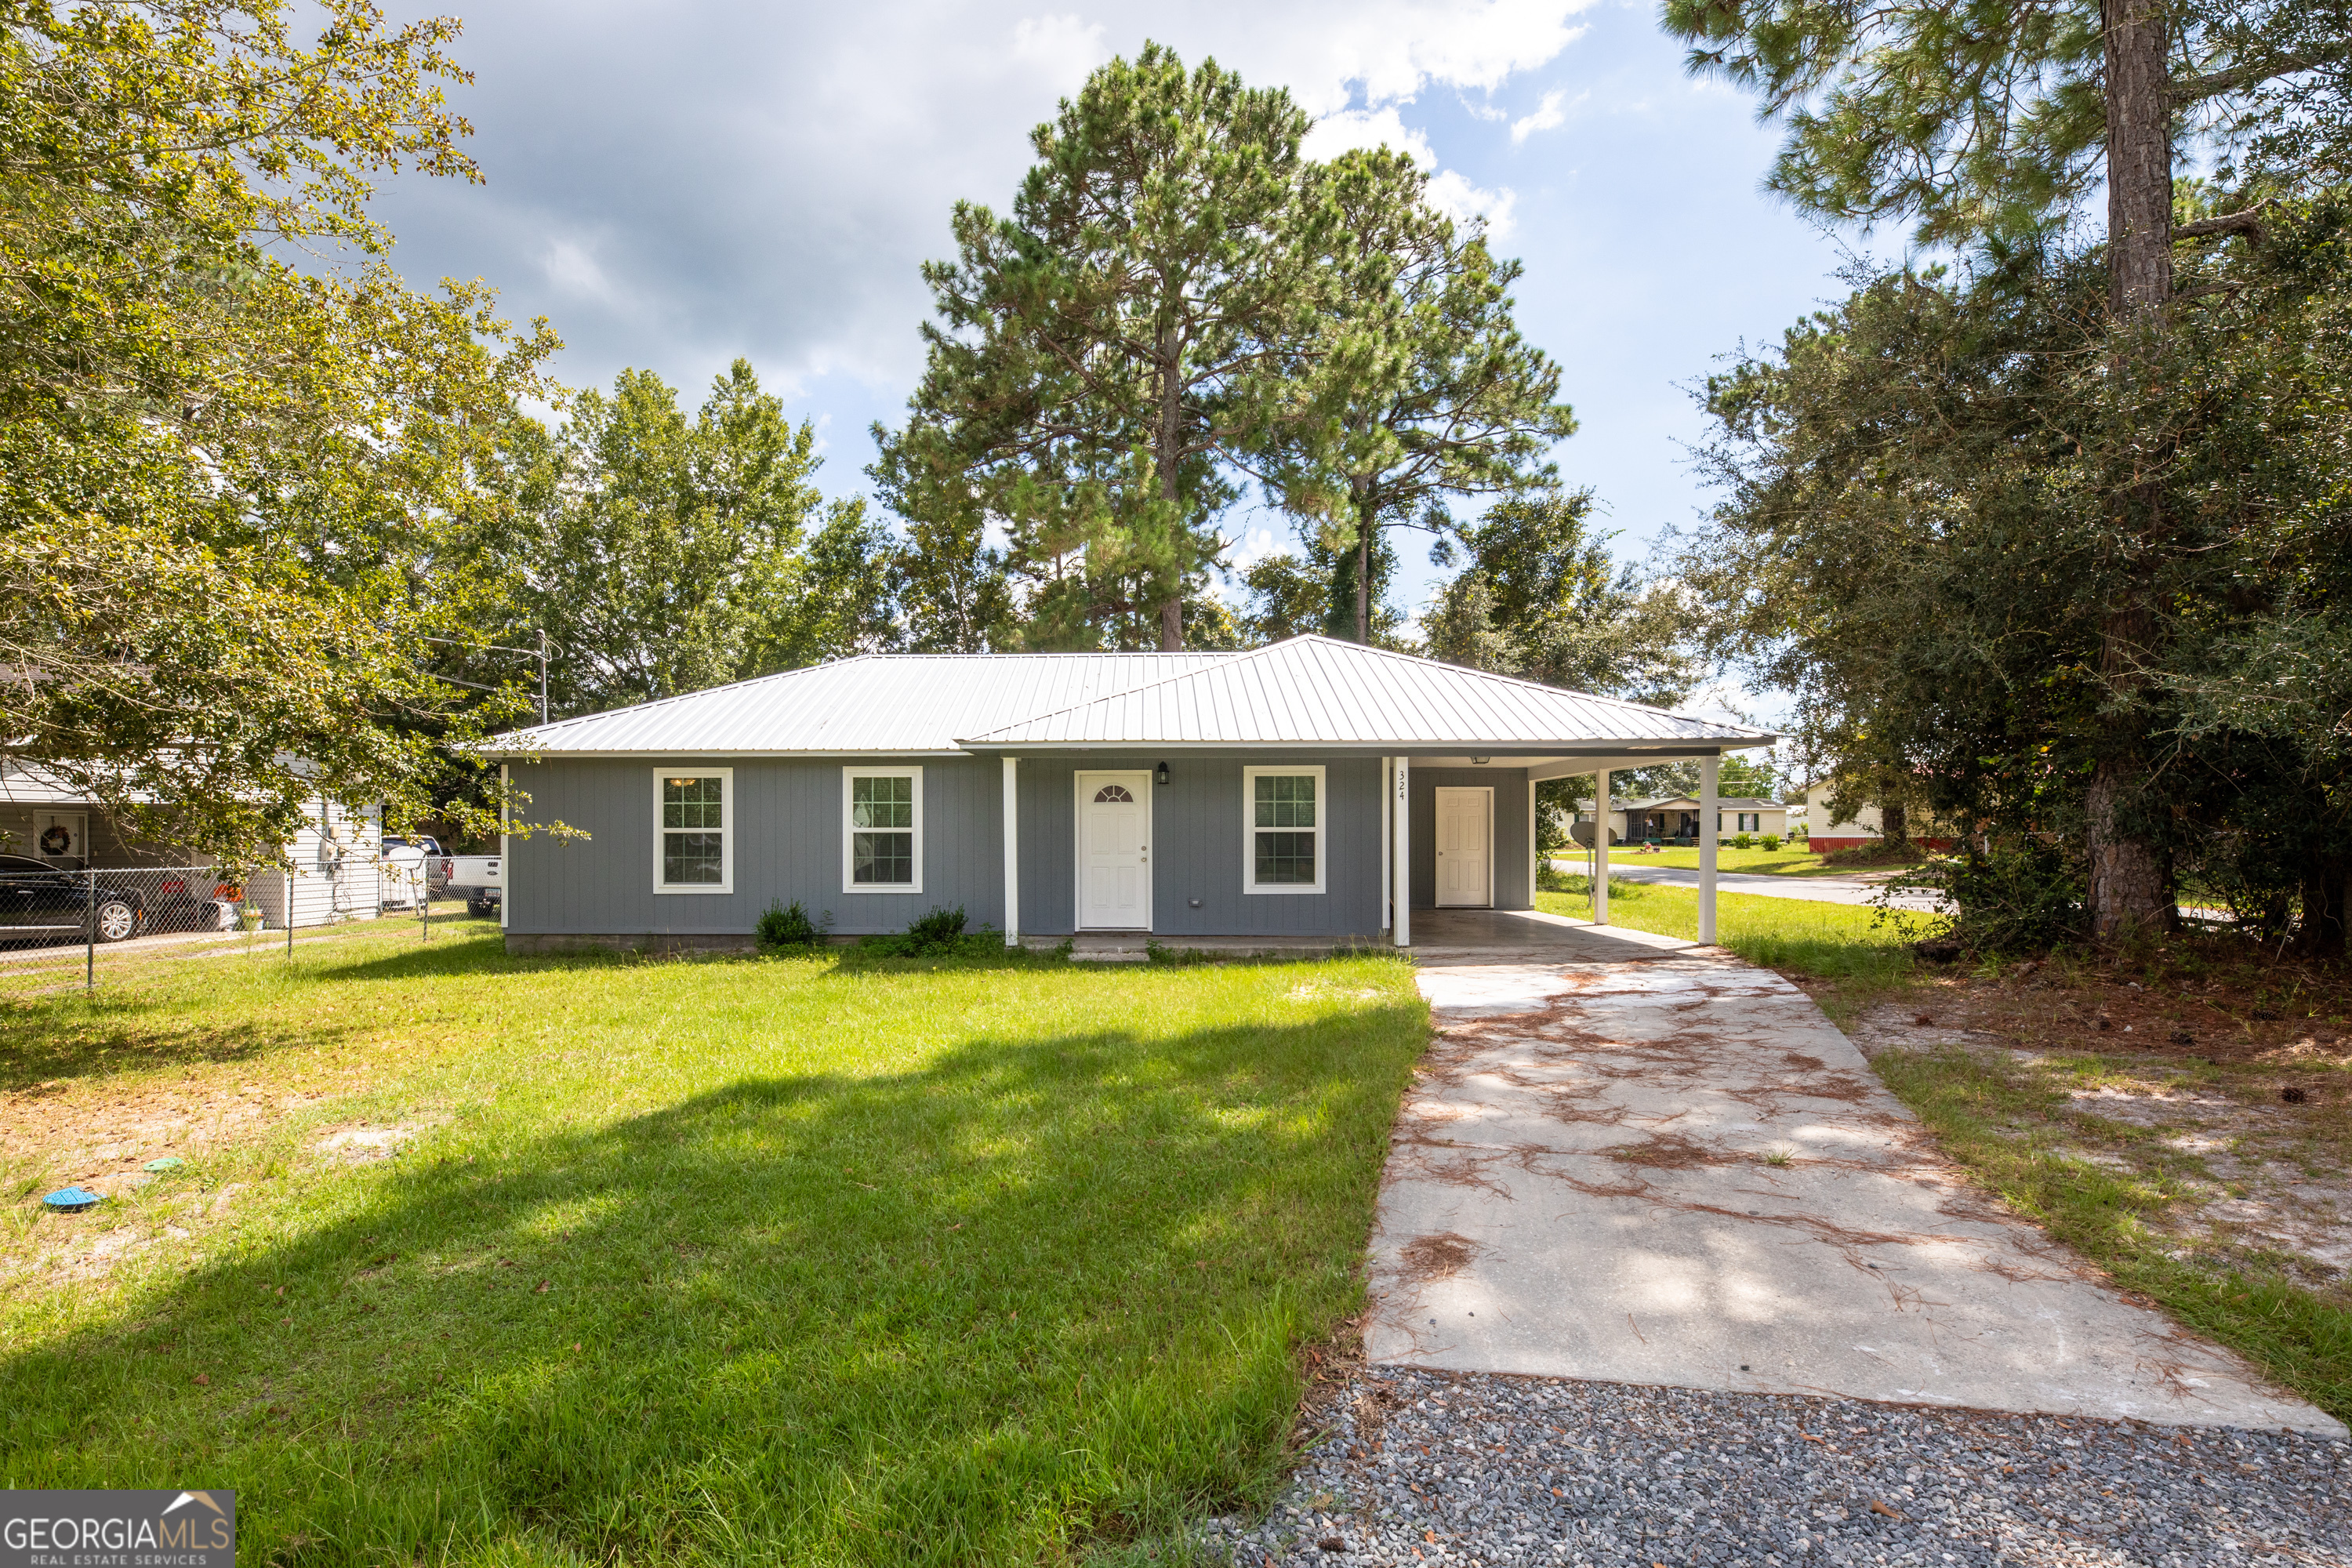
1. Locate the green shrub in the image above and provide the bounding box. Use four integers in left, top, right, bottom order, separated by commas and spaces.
847, 907, 1017, 961
1934, 839, 2087, 955
903, 905, 968, 954
1760, 834, 1783, 851
755, 898, 826, 951
1731, 832, 1755, 850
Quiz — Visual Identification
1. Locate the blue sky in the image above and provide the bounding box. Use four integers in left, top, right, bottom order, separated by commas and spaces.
372, 0, 1887, 721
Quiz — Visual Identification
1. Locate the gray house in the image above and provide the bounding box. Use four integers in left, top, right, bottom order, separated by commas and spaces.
484, 636, 1771, 952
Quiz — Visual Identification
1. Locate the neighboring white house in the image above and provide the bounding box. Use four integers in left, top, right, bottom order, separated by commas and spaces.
0, 761, 408, 928
1570, 795, 1790, 844
1803, 781, 1885, 852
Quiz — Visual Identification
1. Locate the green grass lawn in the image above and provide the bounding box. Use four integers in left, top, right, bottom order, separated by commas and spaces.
1535, 875, 1927, 1003
1551, 846, 1853, 877
0, 918, 1428, 1566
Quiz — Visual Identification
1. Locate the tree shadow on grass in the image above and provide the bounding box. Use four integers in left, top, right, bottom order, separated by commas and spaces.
0, 1009, 368, 1093
0, 999, 1428, 1568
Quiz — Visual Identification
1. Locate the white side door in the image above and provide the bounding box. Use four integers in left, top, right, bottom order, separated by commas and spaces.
1077, 772, 1152, 929
1434, 787, 1492, 907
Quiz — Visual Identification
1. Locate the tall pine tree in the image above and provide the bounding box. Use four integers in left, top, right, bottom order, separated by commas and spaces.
1254, 148, 1575, 644
873, 43, 1324, 650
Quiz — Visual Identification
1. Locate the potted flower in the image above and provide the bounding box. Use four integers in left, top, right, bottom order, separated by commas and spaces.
238, 902, 267, 933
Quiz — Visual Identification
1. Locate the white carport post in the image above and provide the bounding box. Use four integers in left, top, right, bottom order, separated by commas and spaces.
1002, 757, 1020, 948
1392, 757, 1410, 948
1527, 782, 1537, 905
1698, 754, 1720, 945
1592, 769, 1610, 926
1380, 757, 1392, 938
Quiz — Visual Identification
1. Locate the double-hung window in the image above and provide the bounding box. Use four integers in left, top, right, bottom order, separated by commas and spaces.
655, 769, 731, 894
843, 767, 921, 892
1243, 765, 1324, 895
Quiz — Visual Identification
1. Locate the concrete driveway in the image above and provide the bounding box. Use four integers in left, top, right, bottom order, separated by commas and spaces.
1367, 916, 2343, 1434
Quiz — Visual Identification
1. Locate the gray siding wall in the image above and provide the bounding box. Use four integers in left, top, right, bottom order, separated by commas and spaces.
508, 752, 1386, 938
1409, 767, 1531, 910
1009, 754, 1382, 938
509, 757, 1004, 937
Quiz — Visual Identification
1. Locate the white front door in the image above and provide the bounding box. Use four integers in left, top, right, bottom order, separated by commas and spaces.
1434, 787, 1492, 907
1077, 771, 1152, 929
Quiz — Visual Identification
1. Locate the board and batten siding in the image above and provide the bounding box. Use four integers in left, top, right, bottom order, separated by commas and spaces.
507, 757, 1004, 938
506, 753, 1388, 940
1011, 753, 1382, 938
1408, 767, 1533, 911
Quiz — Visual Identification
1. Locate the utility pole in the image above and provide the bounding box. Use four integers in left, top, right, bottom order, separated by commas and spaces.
422, 633, 554, 725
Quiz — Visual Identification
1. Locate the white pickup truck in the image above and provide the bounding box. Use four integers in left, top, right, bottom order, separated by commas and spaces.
439, 855, 502, 919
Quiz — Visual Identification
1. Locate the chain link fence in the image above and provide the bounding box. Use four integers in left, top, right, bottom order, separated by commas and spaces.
0, 850, 457, 989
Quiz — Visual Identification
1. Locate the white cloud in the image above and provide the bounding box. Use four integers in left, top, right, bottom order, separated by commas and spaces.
1426, 169, 1519, 241
1511, 88, 1568, 143
1242, 1, 1596, 114
1301, 105, 1436, 168
540, 237, 621, 306
374, 1, 1596, 409
1224, 524, 1289, 572
1011, 13, 1109, 78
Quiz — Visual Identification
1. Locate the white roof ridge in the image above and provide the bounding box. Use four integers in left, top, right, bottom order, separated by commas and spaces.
954, 641, 1283, 742
960, 633, 1768, 743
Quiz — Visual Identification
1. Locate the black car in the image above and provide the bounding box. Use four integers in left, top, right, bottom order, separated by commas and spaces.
0, 855, 147, 944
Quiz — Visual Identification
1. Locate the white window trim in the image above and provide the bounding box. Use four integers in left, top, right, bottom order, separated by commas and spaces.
1243, 764, 1327, 896
653, 767, 733, 895
842, 765, 924, 895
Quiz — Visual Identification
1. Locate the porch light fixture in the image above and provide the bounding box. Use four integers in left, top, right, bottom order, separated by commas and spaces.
1155, 760, 1170, 786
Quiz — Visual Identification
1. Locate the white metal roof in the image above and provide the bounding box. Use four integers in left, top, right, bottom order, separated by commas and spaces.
490, 652, 1225, 755
959, 637, 1769, 751
485, 637, 1772, 757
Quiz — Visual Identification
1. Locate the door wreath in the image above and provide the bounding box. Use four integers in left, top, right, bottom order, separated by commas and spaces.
39, 824, 74, 855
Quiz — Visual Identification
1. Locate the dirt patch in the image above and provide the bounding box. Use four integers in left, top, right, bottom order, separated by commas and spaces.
1849, 993, 2352, 1294
314, 1121, 430, 1163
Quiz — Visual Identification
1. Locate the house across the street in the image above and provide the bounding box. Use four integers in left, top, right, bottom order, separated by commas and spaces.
483, 636, 1774, 952
1588, 795, 1789, 845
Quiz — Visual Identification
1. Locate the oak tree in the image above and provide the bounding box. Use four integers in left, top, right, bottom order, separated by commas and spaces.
0, 0, 560, 856
1664, 0, 2352, 935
